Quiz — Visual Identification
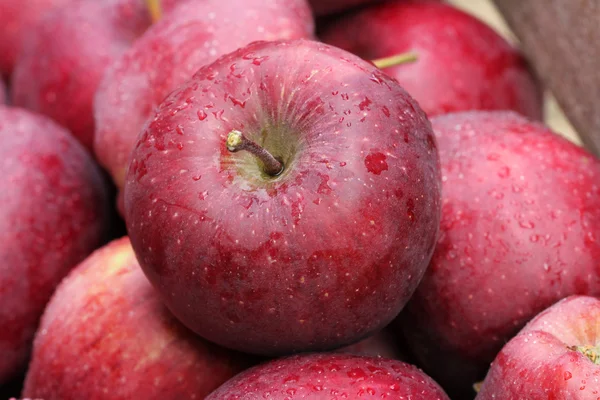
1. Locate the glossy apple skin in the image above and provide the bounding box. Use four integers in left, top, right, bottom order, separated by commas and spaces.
124, 39, 441, 355
22, 237, 254, 400
0, 0, 76, 77
94, 0, 314, 192
320, 1, 542, 119
477, 296, 600, 399
0, 106, 110, 385
207, 353, 450, 399
398, 111, 600, 399
10, 0, 184, 151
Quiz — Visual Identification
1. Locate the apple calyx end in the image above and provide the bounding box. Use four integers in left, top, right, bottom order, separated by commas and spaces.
567, 344, 600, 364
145, 0, 162, 23
226, 130, 283, 177
372, 52, 418, 70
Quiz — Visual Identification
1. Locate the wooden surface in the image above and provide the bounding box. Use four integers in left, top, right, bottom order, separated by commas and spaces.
448, 0, 581, 146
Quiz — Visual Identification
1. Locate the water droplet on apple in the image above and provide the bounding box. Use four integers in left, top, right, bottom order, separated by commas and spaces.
519, 221, 535, 229
358, 97, 372, 111
585, 231, 596, 245
229, 95, 246, 108
543, 263, 550, 272
364, 152, 388, 175
565, 371, 573, 380
512, 184, 523, 193
347, 367, 367, 381
498, 166, 510, 178
197, 110, 207, 121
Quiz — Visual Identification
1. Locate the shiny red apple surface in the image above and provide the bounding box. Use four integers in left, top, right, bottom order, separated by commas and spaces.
207, 353, 450, 399
320, 1, 542, 119
124, 39, 441, 355
399, 111, 600, 398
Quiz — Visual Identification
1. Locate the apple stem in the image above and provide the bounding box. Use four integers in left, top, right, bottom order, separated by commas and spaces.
372, 52, 418, 69
226, 130, 283, 176
568, 344, 600, 364
145, 0, 162, 23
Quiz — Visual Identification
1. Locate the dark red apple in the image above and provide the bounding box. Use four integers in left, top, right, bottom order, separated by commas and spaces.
206, 353, 450, 399
319, 1, 543, 119
398, 111, 600, 399
124, 39, 441, 355
94, 0, 314, 192
476, 295, 600, 399
0, 0, 76, 77
9, 0, 185, 151
22, 237, 253, 400
0, 105, 110, 385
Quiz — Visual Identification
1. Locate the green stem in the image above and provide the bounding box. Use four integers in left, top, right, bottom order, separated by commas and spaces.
568, 344, 600, 364
372, 52, 418, 69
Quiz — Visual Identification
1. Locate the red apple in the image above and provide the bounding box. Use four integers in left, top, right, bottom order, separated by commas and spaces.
206, 353, 450, 399
0, 105, 110, 385
397, 111, 600, 399
9, 0, 185, 151
94, 0, 314, 193
319, 1, 543, 119
476, 295, 600, 399
22, 237, 254, 400
124, 39, 441, 355
0, 0, 76, 77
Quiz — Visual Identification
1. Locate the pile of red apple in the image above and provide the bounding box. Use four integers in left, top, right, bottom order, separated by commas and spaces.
1, 0, 599, 399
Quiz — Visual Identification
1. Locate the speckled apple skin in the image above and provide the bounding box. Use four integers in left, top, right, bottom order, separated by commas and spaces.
477, 296, 600, 399
10, 0, 185, 151
22, 237, 253, 400
0, 106, 110, 385
320, 1, 542, 119
124, 39, 442, 355
94, 0, 314, 190
0, 0, 76, 77
206, 353, 450, 399
399, 111, 600, 398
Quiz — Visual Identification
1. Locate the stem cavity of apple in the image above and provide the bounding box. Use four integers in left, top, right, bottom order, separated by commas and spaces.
372, 52, 418, 69
568, 344, 600, 365
145, 0, 162, 23
226, 130, 284, 177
